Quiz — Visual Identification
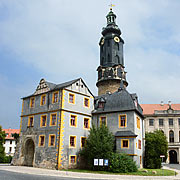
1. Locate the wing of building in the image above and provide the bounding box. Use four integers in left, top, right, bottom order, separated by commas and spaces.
141, 103, 180, 164
12, 78, 94, 169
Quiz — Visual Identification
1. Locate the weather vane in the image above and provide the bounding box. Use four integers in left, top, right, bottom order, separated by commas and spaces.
109, 3, 115, 10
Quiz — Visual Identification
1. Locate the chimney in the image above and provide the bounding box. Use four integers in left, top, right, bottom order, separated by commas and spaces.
160, 101, 164, 106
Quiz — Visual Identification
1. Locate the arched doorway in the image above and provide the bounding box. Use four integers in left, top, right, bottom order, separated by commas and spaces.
24, 139, 35, 166
169, 150, 177, 164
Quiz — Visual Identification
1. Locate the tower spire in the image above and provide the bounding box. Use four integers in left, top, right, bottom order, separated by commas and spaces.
96, 9, 128, 96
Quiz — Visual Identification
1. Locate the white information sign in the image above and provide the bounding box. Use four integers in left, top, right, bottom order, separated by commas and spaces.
99, 159, 103, 166
94, 159, 98, 166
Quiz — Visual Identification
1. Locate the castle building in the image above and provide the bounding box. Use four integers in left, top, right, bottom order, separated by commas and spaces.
13, 9, 144, 169
92, 9, 144, 168
3, 128, 19, 156
141, 103, 180, 164
13, 78, 94, 169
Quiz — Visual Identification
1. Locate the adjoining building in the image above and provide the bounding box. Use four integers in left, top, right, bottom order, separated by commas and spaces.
141, 103, 180, 164
92, 9, 144, 168
12, 78, 94, 169
3, 128, 20, 156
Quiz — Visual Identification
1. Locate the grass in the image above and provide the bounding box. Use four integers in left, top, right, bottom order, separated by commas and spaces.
61, 168, 177, 176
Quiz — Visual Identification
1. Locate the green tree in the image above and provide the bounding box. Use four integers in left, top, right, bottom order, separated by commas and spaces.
12, 133, 19, 144
80, 124, 114, 169
0, 125, 6, 163
144, 130, 168, 169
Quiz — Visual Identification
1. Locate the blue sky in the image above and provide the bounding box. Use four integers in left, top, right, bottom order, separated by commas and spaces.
0, 0, 180, 129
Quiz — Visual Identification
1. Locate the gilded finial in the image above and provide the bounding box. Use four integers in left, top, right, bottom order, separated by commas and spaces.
109, 3, 115, 10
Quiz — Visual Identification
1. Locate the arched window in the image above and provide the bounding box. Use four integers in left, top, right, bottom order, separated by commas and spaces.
169, 130, 174, 143
114, 55, 119, 64
160, 130, 164, 134
115, 42, 119, 50
108, 54, 110, 62
107, 40, 110, 47
101, 45, 103, 53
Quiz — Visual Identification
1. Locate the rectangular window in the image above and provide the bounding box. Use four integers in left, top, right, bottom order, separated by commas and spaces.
52, 92, 58, 103
10, 140, 12, 144
137, 117, 140, 129
84, 98, 90, 108
50, 113, 57, 126
69, 93, 75, 104
138, 140, 141, 149
178, 118, 180, 126
28, 116, 34, 127
40, 94, 46, 106
121, 139, 129, 148
30, 97, 35, 108
100, 116, 107, 126
169, 118, 173, 126
70, 136, 76, 148
81, 137, 86, 148
70, 115, 77, 127
41, 115, 47, 127
49, 134, 55, 147
9, 147, 12, 152
159, 119, 164, 126
39, 135, 45, 147
149, 119, 154, 126
119, 115, 126, 127
69, 155, 76, 164
84, 118, 90, 129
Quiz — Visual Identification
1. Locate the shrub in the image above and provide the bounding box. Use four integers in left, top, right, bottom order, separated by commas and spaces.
3, 155, 12, 163
109, 153, 138, 173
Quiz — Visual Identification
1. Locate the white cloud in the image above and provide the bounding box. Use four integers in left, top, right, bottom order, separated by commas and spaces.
0, 0, 180, 128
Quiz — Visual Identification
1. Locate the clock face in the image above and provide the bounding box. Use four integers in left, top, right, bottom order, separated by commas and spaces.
114, 36, 120, 43
101, 38, 104, 45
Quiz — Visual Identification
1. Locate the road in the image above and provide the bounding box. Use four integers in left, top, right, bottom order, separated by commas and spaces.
0, 165, 179, 180
0, 169, 102, 180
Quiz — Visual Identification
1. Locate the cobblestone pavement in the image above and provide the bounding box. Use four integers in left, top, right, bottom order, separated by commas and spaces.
164, 164, 180, 171
0, 165, 180, 180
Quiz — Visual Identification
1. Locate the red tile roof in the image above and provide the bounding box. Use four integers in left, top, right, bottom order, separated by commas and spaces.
2, 128, 20, 140
141, 104, 180, 115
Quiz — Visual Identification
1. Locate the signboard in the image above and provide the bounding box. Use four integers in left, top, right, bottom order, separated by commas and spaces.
104, 159, 108, 166
99, 159, 103, 166
94, 159, 98, 166
160, 155, 165, 158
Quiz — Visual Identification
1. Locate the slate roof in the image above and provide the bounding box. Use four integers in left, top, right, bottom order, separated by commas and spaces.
92, 87, 143, 117
141, 104, 180, 115
23, 78, 94, 99
115, 131, 137, 137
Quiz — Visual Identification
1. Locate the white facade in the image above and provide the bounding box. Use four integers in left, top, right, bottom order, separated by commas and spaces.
142, 104, 180, 164
3, 139, 17, 156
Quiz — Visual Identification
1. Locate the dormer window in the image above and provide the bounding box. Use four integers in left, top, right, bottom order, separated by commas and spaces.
98, 98, 106, 108
98, 102, 104, 108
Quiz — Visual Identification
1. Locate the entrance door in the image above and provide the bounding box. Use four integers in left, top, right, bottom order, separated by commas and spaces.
24, 139, 35, 166
169, 150, 177, 164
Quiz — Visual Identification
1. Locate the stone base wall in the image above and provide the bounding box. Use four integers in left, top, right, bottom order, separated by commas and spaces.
97, 80, 125, 95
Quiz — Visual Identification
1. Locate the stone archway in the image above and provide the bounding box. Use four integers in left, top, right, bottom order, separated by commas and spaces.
169, 150, 177, 164
24, 139, 35, 166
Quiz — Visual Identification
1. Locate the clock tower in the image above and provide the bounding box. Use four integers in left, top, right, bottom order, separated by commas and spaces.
96, 9, 128, 95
